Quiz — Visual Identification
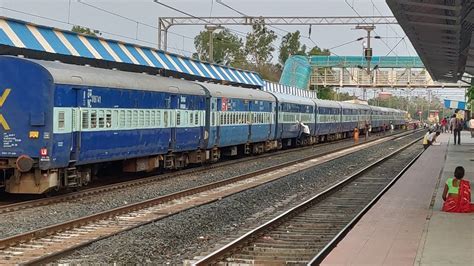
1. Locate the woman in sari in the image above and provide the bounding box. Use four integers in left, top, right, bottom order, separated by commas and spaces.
442, 166, 474, 213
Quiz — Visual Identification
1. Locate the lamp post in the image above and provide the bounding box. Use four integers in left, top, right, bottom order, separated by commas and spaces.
205, 25, 223, 63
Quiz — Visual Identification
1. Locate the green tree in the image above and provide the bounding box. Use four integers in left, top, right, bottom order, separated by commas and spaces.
467, 85, 474, 111
71, 26, 100, 36
244, 19, 277, 72
193, 29, 243, 65
307, 46, 330, 56
278, 31, 307, 65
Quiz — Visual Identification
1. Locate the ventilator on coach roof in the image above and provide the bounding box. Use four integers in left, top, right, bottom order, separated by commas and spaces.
0, 16, 263, 88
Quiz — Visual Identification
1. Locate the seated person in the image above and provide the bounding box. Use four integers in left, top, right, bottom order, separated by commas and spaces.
442, 166, 474, 213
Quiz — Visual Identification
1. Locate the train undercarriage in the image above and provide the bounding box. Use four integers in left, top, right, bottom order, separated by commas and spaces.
1, 127, 387, 195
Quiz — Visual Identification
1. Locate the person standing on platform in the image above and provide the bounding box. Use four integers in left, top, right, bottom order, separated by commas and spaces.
353, 127, 359, 143
450, 114, 462, 145
442, 166, 474, 213
469, 115, 474, 138
441, 117, 447, 133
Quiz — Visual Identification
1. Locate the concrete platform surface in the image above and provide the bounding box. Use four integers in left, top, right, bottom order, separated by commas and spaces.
322, 131, 474, 266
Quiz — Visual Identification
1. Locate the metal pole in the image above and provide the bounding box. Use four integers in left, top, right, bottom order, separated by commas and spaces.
158, 19, 162, 50
163, 27, 168, 51
209, 29, 214, 62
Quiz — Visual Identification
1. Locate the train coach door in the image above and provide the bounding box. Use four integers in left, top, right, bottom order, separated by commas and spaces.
70, 87, 81, 162
208, 97, 220, 147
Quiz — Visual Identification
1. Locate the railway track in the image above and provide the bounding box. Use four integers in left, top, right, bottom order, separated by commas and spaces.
0, 130, 414, 214
192, 135, 423, 265
0, 131, 420, 264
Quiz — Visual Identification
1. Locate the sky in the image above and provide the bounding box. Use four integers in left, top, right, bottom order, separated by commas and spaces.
0, 0, 466, 101
0, 0, 417, 57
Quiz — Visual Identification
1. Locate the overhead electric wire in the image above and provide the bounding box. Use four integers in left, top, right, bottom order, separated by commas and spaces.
370, 0, 412, 57
344, 0, 399, 56
0, 6, 160, 47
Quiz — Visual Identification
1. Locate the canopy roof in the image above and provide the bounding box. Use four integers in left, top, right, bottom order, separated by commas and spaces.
387, 0, 473, 82
0, 16, 263, 87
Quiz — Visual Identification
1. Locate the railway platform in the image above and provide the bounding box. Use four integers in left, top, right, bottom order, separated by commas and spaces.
322, 131, 474, 265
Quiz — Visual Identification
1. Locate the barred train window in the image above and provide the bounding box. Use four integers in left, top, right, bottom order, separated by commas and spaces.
58, 111, 65, 130
144, 111, 150, 127
82, 111, 89, 129
190, 113, 193, 126
176, 112, 181, 126
132, 111, 138, 127
126, 110, 132, 127
106, 111, 112, 128
195, 112, 199, 125
111, 110, 117, 128
119, 111, 126, 128
98, 110, 105, 128
157, 111, 161, 126
90, 110, 97, 128
139, 111, 144, 127
150, 111, 155, 127
164, 111, 168, 127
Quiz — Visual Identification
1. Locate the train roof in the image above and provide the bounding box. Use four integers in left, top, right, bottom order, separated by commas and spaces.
268, 92, 315, 106
196, 82, 275, 102
313, 99, 341, 109
339, 101, 371, 110
12, 57, 207, 95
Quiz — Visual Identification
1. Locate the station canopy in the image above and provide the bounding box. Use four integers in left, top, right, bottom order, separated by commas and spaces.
387, 0, 473, 82
0, 16, 263, 88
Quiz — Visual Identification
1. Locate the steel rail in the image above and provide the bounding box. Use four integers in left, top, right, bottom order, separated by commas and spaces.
307, 146, 424, 265
0, 130, 416, 214
0, 131, 419, 264
192, 135, 423, 265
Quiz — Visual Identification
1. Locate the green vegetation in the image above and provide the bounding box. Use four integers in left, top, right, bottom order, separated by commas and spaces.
71, 26, 100, 37
193, 21, 329, 82
467, 85, 474, 111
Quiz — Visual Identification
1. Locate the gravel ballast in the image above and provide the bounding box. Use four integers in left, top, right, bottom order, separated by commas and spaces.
55, 132, 424, 264
0, 131, 409, 239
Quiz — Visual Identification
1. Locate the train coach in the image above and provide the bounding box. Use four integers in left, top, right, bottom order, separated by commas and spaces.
0, 56, 407, 194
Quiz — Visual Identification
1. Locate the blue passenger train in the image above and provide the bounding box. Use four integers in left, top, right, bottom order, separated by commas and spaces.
0, 56, 406, 194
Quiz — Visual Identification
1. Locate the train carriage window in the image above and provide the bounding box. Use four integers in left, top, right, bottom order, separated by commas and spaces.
132, 110, 138, 128
138, 110, 144, 127
176, 111, 181, 126
58, 111, 65, 130
98, 110, 105, 128
90, 110, 97, 129
119, 111, 125, 128
82, 111, 89, 129
112, 110, 118, 128
190, 112, 194, 126
195, 112, 199, 126
157, 111, 162, 126
106, 111, 112, 128
125, 110, 131, 127
144, 111, 150, 127
150, 111, 155, 127
211, 112, 215, 126
164, 111, 168, 127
